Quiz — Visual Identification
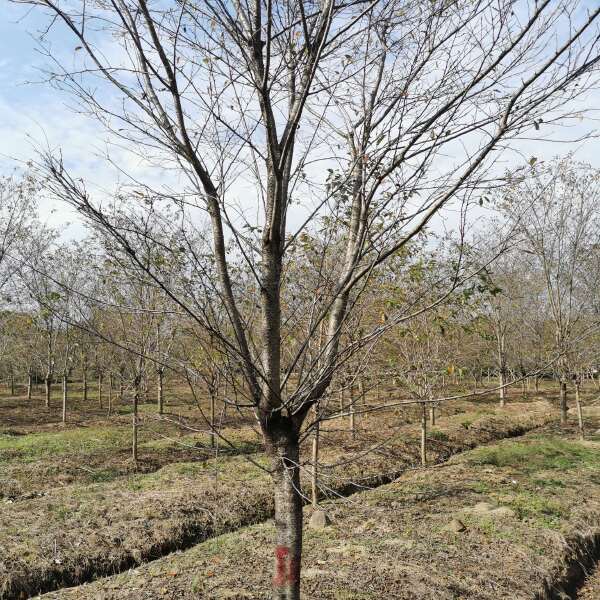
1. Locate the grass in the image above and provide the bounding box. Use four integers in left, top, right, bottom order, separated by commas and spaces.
36, 427, 600, 600
463, 434, 600, 532
507, 490, 567, 528
428, 429, 450, 441
0, 426, 131, 462
0, 401, 556, 600
466, 437, 599, 473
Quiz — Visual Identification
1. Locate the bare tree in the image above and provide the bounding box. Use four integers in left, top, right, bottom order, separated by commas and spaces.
18, 0, 600, 596
501, 158, 600, 425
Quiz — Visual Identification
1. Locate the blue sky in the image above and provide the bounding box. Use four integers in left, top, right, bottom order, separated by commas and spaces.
1, 2, 599, 236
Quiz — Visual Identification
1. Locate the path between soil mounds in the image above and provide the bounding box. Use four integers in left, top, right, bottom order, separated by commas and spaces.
0, 403, 553, 600
537, 533, 600, 600
575, 555, 600, 600
44, 426, 600, 600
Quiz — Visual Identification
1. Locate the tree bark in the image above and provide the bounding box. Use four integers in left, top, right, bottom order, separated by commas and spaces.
98, 373, 103, 409
82, 369, 88, 403
269, 426, 302, 600
496, 325, 507, 407
62, 373, 68, 424
311, 407, 320, 508
157, 369, 164, 415
559, 380, 568, 425
132, 377, 139, 463
349, 380, 356, 441
429, 404, 436, 426
209, 388, 216, 449
107, 373, 113, 417
27, 370, 33, 401
45, 375, 51, 408
575, 381, 584, 440
420, 403, 427, 467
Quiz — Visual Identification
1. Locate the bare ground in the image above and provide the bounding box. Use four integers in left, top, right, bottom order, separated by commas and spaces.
578, 566, 600, 600
0, 400, 554, 599
39, 419, 600, 600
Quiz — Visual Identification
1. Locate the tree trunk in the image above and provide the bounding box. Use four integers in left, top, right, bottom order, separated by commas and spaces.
420, 403, 427, 467
575, 381, 584, 440
349, 381, 356, 440
270, 428, 302, 600
429, 404, 436, 426
311, 419, 320, 508
497, 326, 507, 407
45, 375, 51, 408
62, 373, 68, 424
209, 388, 216, 449
98, 373, 103, 409
107, 374, 113, 416
27, 371, 33, 400
157, 369, 164, 415
82, 369, 88, 403
535, 376, 540, 393
132, 378, 139, 463
10, 370, 15, 397
560, 380, 568, 425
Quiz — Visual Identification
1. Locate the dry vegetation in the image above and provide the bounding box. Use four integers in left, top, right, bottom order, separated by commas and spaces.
36, 415, 600, 600
0, 381, 571, 599
1, 2, 599, 597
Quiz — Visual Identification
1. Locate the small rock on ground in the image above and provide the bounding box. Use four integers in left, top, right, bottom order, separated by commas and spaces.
308, 509, 331, 529
442, 518, 467, 533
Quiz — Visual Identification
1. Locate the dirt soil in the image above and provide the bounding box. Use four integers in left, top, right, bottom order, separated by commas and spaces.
578, 566, 600, 600
0, 400, 554, 599
39, 421, 600, 600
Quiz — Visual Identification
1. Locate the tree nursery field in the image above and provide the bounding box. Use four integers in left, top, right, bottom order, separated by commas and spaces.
1, 381, 600, 599
1, 0, 600, 598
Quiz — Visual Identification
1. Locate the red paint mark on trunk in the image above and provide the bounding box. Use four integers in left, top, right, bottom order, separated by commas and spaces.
274, 546, 290, 587
274, 546, 299, 586
273, 547, 300, 586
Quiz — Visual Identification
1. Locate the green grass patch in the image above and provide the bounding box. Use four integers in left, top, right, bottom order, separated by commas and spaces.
506, 491, 567, 529
531, 477, 566, 489
465, 438, 599, 474
87, 467, 122, 483
429, 429, 450, 442
469, 481, 490, 494
0, 427, 131, 462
